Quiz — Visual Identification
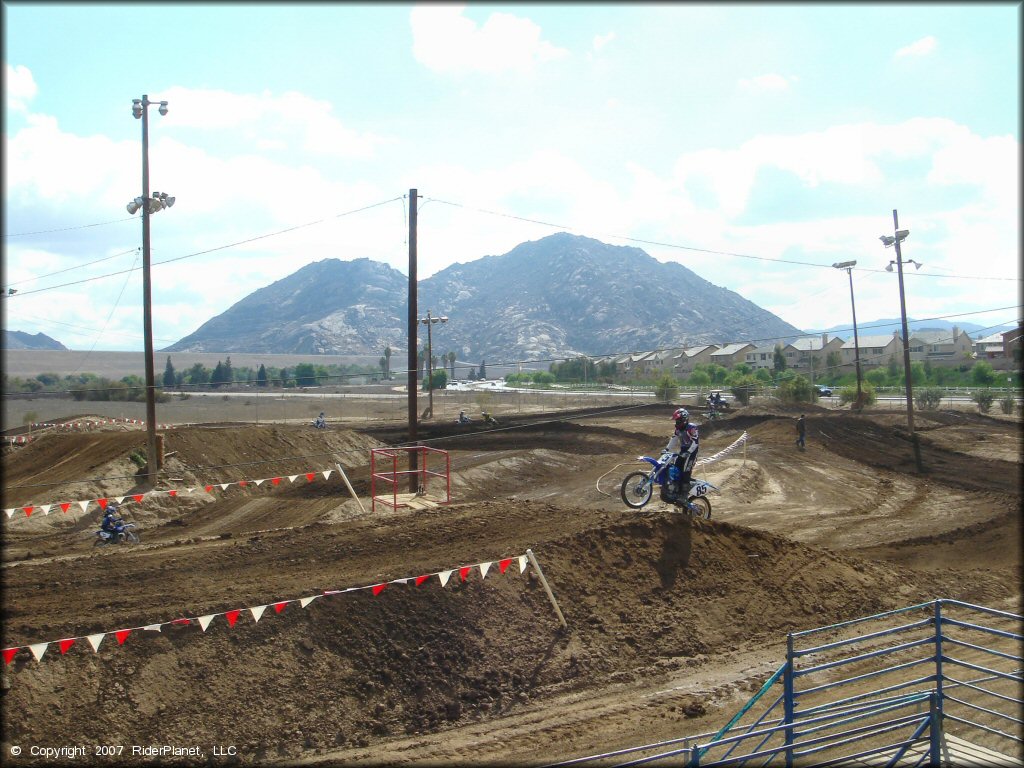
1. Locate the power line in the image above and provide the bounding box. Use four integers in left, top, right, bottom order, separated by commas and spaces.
2, 216, 137, 238
422, 196, 1021, 283
3, 248, 139, 290
3, 196, 405, 299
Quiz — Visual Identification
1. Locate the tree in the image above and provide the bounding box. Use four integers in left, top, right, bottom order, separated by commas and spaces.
654, 374, 678, 403
773, 345, 787, 374
163, 356, 176, 388
210, 361, 226, 388
187, 363, 210, 386
826, 350, 842, 375
971, 360, 997, 386
448, 351, 457, 380
688, 370, 711, 387
865, 367, 888, 387
479, 359, 487, 379
777, 373, 813, 403
257, 364, 268, 387
384, 346, 392, 379
295, 363, 318, 387
730, 375, 758, 405
887, 355, 900, 379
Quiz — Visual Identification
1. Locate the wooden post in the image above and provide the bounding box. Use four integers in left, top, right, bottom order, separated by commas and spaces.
408, 188, 419, 492
526, 548, 567, 629
335, 462, 366, 514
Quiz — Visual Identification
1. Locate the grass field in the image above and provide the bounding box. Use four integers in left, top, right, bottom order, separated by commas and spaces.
1, 349, 381, 379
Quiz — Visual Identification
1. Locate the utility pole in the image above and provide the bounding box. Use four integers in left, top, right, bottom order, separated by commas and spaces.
890, 209, 924, 473
407, 189, 419, 492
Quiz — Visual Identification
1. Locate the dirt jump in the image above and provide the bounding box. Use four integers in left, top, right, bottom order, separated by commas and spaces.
1, 402, 1020, 765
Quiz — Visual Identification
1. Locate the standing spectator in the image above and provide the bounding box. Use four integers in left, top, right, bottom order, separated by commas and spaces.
796, 414, 806, 450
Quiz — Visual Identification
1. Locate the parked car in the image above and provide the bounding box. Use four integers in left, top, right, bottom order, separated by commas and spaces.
816, 385, 833, 397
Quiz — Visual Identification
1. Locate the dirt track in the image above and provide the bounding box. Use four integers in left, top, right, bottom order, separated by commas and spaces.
1, 403, 1021, 765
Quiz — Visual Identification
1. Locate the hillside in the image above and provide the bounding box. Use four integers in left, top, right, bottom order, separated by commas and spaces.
164, 233, 802, 361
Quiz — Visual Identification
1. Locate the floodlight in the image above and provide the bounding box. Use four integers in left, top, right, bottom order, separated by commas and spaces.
127, 200, 141, 214
832, 260, 857, 269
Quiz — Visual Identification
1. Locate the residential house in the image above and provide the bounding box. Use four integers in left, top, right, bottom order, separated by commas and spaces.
975, 332, 1007, 363
673, 344, 719, 377
1001, 325, 1023, 370
643, 348, 678, 376
906, 326, 974, 367
841, 331, 902, 369
744, 345, 777, 371
785, 334, 846, 375
709, 343, 757, 370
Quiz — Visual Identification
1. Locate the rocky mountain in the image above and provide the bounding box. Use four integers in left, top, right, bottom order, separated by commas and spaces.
2, 330, 68, 350
165, 233, 803, 362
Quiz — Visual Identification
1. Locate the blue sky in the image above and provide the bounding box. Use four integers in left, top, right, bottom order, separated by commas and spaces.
3, 2, 1020, 354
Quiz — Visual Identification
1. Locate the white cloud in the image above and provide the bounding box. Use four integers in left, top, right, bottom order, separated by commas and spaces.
410, 4, 569, 74
895, 35, 937, 58
157, 86, 388, 159
593, 31, 616, 51
5, 64, 37, 112
737, 73, 795, 92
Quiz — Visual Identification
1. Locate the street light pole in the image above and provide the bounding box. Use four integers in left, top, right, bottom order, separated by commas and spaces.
880, 209, 924, 473
130, 94, 171, 486
420, 310, 448, 419
833, 261, 863, 411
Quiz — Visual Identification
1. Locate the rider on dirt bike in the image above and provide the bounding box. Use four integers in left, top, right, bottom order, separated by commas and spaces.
666, 408, 699, 500
101, 503, 126, 541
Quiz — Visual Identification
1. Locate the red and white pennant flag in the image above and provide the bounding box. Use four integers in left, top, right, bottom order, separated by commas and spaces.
4, 468, 337, 520
3, 554, 530, 665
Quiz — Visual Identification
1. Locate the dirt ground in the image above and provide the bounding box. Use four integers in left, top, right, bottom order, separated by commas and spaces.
0, 401, 1021, 766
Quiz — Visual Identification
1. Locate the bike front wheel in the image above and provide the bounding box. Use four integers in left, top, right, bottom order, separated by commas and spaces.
620, 471, 654, 509
688, 496, 712, 519
124, 531, 140, 544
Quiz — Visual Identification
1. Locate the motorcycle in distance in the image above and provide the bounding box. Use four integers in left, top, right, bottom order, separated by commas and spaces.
620, 450, 718, 518
93, 521, 140, 547
312, 412, 327, 429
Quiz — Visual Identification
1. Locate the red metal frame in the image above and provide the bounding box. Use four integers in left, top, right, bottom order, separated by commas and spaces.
370, 446, 451, 513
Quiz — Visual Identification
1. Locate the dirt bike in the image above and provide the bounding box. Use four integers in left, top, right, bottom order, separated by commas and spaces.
93, 521, 140, 546
620, 450, 717, 517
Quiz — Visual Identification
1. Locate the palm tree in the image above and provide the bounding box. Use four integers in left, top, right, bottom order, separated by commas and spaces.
384, 346, 392, 379
447, 351, 456, 380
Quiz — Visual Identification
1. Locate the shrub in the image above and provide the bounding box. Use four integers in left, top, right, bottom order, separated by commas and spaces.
915, 387, 944, 410
730, 375, 758, 405
973, 390, 994, 413
777, 374, 814, 404
839, 381, 876, 407
129, 450, 147, 468
654, 374, 679, 403
999, 394, 1016, 415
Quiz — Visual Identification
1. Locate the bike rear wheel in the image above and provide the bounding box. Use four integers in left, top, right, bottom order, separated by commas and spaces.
688, 496, 711, 519
620, 471, 654, 509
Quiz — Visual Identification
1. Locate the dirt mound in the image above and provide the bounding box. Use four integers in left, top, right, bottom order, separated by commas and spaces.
1, 506, 968, 764
1, 406, 1019, 765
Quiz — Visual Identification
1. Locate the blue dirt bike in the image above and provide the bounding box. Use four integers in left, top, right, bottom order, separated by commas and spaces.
619, 450, 717, 517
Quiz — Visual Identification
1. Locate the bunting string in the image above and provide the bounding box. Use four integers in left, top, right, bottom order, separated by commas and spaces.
3, 553, 531, 666
3, 466, 340, 522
